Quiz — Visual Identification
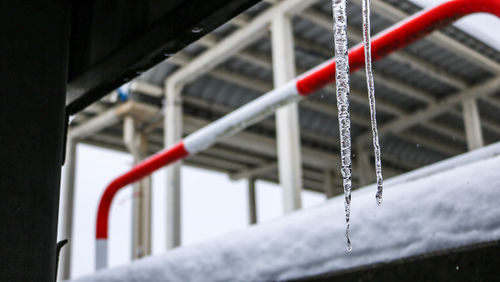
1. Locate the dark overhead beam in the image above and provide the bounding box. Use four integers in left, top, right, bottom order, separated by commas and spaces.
66, 0, 260, 115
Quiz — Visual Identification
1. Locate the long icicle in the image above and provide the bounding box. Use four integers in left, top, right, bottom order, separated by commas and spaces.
361, 0, 384, 205
332, 0, 353, 252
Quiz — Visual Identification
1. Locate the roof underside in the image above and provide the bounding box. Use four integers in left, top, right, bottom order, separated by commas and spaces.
70, 0, 500, 194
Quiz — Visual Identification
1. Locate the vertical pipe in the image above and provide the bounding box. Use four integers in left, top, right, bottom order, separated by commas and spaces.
247, 177, 257, 224
165, 82, 183, 249
58, 139, 77, 280
124, 117, 152, 260
323, 170, 337, 199
95, 240, 108, 270
271, 13, 303, 214
462, 98, 484, 151
137, 133, 152, 258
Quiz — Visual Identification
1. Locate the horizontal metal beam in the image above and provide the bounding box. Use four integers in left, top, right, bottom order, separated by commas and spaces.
230, 162, 277, 180
70, 101, 157, 139
360, 76, 500, 141
168, 0, 320, 86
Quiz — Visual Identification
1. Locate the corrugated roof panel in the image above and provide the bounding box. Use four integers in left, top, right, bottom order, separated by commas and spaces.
222, 56, 273, 85
139, 62, 177, 85
374, 57, 457, 98
381, 134, 446, 166
181, 42, 207, 57
409, 125, 467, 152
211, 23, 238, 38
403, 39, 491, 85
432, 112, 465, 134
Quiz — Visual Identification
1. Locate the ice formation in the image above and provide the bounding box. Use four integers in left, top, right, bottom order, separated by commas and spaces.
332, 0, 353, 251
332, 0, 385, 250
361, 0, 384, 205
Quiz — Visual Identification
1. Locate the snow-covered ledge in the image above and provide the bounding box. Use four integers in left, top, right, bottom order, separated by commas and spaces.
74, 143, 500, 282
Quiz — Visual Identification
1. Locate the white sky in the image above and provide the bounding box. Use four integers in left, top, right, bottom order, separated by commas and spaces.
59, 1, 500, 280
59, 144, 325, 279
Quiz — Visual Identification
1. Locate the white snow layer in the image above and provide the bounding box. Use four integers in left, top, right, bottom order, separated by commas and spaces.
74, 144, 500, 282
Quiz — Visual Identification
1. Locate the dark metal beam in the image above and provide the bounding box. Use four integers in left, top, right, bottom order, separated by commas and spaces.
66, 0, 260, 115
0, 1, 71, 281
291, 240, 500, 282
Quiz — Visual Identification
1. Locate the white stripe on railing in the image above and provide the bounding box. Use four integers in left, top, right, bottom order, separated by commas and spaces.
184, 81, 299, 154
95, 239, 108, 270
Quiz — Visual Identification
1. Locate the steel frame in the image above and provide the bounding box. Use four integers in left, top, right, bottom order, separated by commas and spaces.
94, 0, 500, 270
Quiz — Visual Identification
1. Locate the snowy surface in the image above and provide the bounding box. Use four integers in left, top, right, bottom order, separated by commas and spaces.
74, 146, 500, 282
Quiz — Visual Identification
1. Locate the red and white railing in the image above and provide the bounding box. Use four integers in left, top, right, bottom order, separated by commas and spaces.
95, 0, 500, 270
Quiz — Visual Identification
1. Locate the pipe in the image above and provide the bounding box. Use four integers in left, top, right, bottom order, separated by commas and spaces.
123, 117, 152, 260
164, 82, 184, 250
59, 100, 157, 276
95, 0, 500, 270
58, 140, 77, 280
129, 80, 163, 98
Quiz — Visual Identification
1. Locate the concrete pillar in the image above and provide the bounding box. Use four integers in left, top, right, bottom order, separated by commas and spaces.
462, 98, 484, 151
271, 13, 303, 214
124, 117, 152, 259
247, 177, 257, 224
58, 140, 77, 280
0, 2, 70, 280
323, 170, 337, 199
164, 82, 183, 249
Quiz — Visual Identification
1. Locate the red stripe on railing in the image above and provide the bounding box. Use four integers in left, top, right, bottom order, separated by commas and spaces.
96, 142, 189, 239
95, 0, 500, 250
296, 0, 500, 96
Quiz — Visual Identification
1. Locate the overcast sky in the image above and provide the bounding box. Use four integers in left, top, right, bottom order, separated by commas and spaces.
58, 0, 500, 280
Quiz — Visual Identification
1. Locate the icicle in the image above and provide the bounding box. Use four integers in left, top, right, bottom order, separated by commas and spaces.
332, 0, 352, 252
361, 0, 384, 206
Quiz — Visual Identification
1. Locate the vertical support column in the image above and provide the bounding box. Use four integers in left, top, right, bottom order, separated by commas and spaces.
462, 98, 484, 151
356, 143, 373, 187
136, 133, 152, 259
164, 81, 183, 249
124, 117, 152, 260
323, 170, 337, 199
0, 2, 70, 280
58, 139, 77, 280
271, 13, 303, 214
247, 177, 257, 225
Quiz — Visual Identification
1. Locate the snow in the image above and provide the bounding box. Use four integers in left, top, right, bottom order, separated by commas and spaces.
73, 143, 500, 282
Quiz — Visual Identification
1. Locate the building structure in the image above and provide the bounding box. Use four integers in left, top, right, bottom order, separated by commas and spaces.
58, 0, 500, 279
